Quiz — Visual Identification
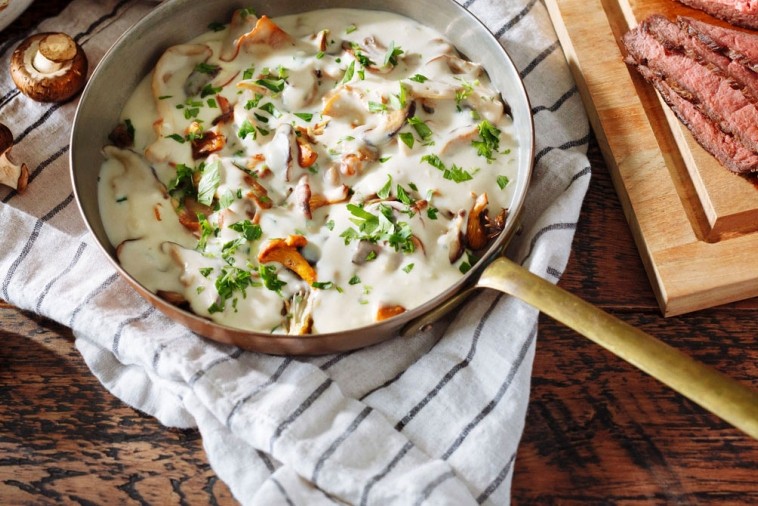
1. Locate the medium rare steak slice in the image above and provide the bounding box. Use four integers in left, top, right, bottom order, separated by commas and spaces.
679, 16, 758, 72
643, 14, 758, 103
675, 0, 758, 30
624, 20, 758, 153
634, 61, 758, 173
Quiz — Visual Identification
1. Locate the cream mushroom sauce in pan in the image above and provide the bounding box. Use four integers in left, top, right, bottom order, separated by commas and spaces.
98, 7, 519, 335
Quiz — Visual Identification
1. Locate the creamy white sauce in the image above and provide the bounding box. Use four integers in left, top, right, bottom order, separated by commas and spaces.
98, 8, 518, 334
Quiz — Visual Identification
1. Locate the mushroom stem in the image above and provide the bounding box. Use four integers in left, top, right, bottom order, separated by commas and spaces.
0, 151, 29, 193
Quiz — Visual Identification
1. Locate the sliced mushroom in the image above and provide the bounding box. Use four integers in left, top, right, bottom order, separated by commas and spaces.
189, 125, 226, 160
237, 15, 294, 54
211, 95, 234, 126
485, 207, 508, 241
294, 175, 313, 219
283, 290, 314, 335
446, 210, 466, 263
427, 54, 483, 77
439, 124, 479, 155
220, 8, 259, 61
265, 124, 298, 181
309, 184, 349, 212
157, 290, 189, 307
376, 304, 406, 321
466, 192, 489, 251
295, 130, 318, 168
258, 235, 317, 284
352, 240, 381, 265
338, 146, 378, 176
10, 32, 88, 103
360, 100, 415, 146
0, 124, 28, 193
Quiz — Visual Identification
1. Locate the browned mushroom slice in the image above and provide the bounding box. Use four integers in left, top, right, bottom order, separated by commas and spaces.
173, 196, 213, 234
338, 146, 378, 176
157, 290, 189, 307
151, 44, 213, 132
361, 100, 415, 146
190, 129, 226, 160
108, 121, 135, 149
466, 192, 489, 251
211, 95, 234, 126
258, 235, 317, 285
485, 207, 508, 241
439, 125, 479, 155
294, 175, 313, 219
312, 29, 330, 52
376, 304, 406, 321
238, 15, 294, 53
295, 133, 318, 168
0, 124, 29, 192
242, 173, 273, 210
309, 184, 349, 212
427, 54, 483, 77
283, 290, 314, 335
10, 32, 88, 103
446, 210, 466, 264
220, 8, 259, 61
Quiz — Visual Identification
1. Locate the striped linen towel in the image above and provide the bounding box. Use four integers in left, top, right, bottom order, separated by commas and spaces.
0, 0, 590, 503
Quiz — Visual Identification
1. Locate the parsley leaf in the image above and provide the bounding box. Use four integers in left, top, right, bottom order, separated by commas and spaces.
383, 40, 404, 67
471, 119, 501, 161
341, 61, 356, 84
197, 160, 221, 206
410, 73, 428, 83
229, 220, 262, 241
496, 175, 510, 190
377, 174, 392, 199
399, 132, 415, 149
258, 264, 287, 294
421, 154, 474, 183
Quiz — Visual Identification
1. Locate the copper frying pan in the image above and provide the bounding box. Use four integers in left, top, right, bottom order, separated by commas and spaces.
70, 0, 757, 438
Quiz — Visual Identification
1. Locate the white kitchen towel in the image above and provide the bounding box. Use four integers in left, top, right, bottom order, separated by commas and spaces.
0, 0, 591, 504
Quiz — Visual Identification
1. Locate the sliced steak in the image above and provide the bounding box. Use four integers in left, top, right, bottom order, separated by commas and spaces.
624, 19, 758, 154
633, 61, 758, 172
642, 14, 758, 104
674, 0, 758, 30
679, 16, 758, 72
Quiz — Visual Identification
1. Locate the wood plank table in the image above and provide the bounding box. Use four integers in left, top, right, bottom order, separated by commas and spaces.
1, 1, 756, 503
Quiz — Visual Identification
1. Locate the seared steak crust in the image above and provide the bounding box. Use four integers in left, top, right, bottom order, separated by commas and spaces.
679, 16, 758, 72
623, 15, 758, 173
674, 0, 758, 30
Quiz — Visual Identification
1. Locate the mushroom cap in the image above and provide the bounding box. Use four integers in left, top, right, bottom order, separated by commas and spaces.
0, 123, 13, 152
10, 32, 88, 103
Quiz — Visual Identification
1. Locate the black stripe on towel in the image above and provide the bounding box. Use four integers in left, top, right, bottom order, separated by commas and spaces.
360, 440, 414, 506
225, 358, 293, 428
441, 325, 537, 460
394, 293, 504, 432
476, 452, 516, 504
413, 470, 456, 506
1, 193, 74, 299
311, 406, 373, 483
268, 379, 333, 453
35, 241, 87, 313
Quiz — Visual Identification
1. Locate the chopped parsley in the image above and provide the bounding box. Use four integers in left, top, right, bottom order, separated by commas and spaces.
340, 203, 415, 253
346, 24, 358, 34
348, 275, 361, 285
421, 154, 475, 183
197, 160, 221, 206
242, 66, 256, 80
383, 41, 404, 67
368, 101, 388, 113
229, 220, 263, 241
497, 175, 510, 190
167, 163, 196, 201
255, 78, 286, 93
341, 60, 356, 84
409, 74, 429, 83
199, 267, 213, 278
238, 119, 256, 140
472, 119, 501, 161
402, 263, 415, 273
408, 116, 433, 142
208, 265, 256, 314
259, 264, 287, 294
399, 132, 415, 149
294, 112, 314, 122
377, 174, 392, 199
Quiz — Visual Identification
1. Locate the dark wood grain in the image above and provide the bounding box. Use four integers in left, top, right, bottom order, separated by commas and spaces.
1, 1, 756, 504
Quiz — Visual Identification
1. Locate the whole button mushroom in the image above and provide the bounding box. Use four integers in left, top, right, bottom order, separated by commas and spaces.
10, 32, 88, 103
0, 124, 29, 193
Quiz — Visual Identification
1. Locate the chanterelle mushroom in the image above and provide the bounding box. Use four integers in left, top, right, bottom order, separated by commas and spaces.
0, 123, 29, 193
10, 32, 88, 103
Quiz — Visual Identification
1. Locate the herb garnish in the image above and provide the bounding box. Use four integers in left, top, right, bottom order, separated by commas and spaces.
197, 160, 221, 206
472, 119, 501, 161
421, 154, 475, 183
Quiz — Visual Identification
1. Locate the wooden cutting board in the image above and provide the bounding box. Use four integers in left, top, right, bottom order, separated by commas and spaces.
545, 0, 758, 316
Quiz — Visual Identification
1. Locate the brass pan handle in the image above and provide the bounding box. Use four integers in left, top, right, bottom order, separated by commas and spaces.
477, 256, 758, 439
404, 256, 758, 438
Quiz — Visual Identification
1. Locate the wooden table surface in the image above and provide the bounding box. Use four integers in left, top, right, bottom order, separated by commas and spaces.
1, 1, 756, 504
